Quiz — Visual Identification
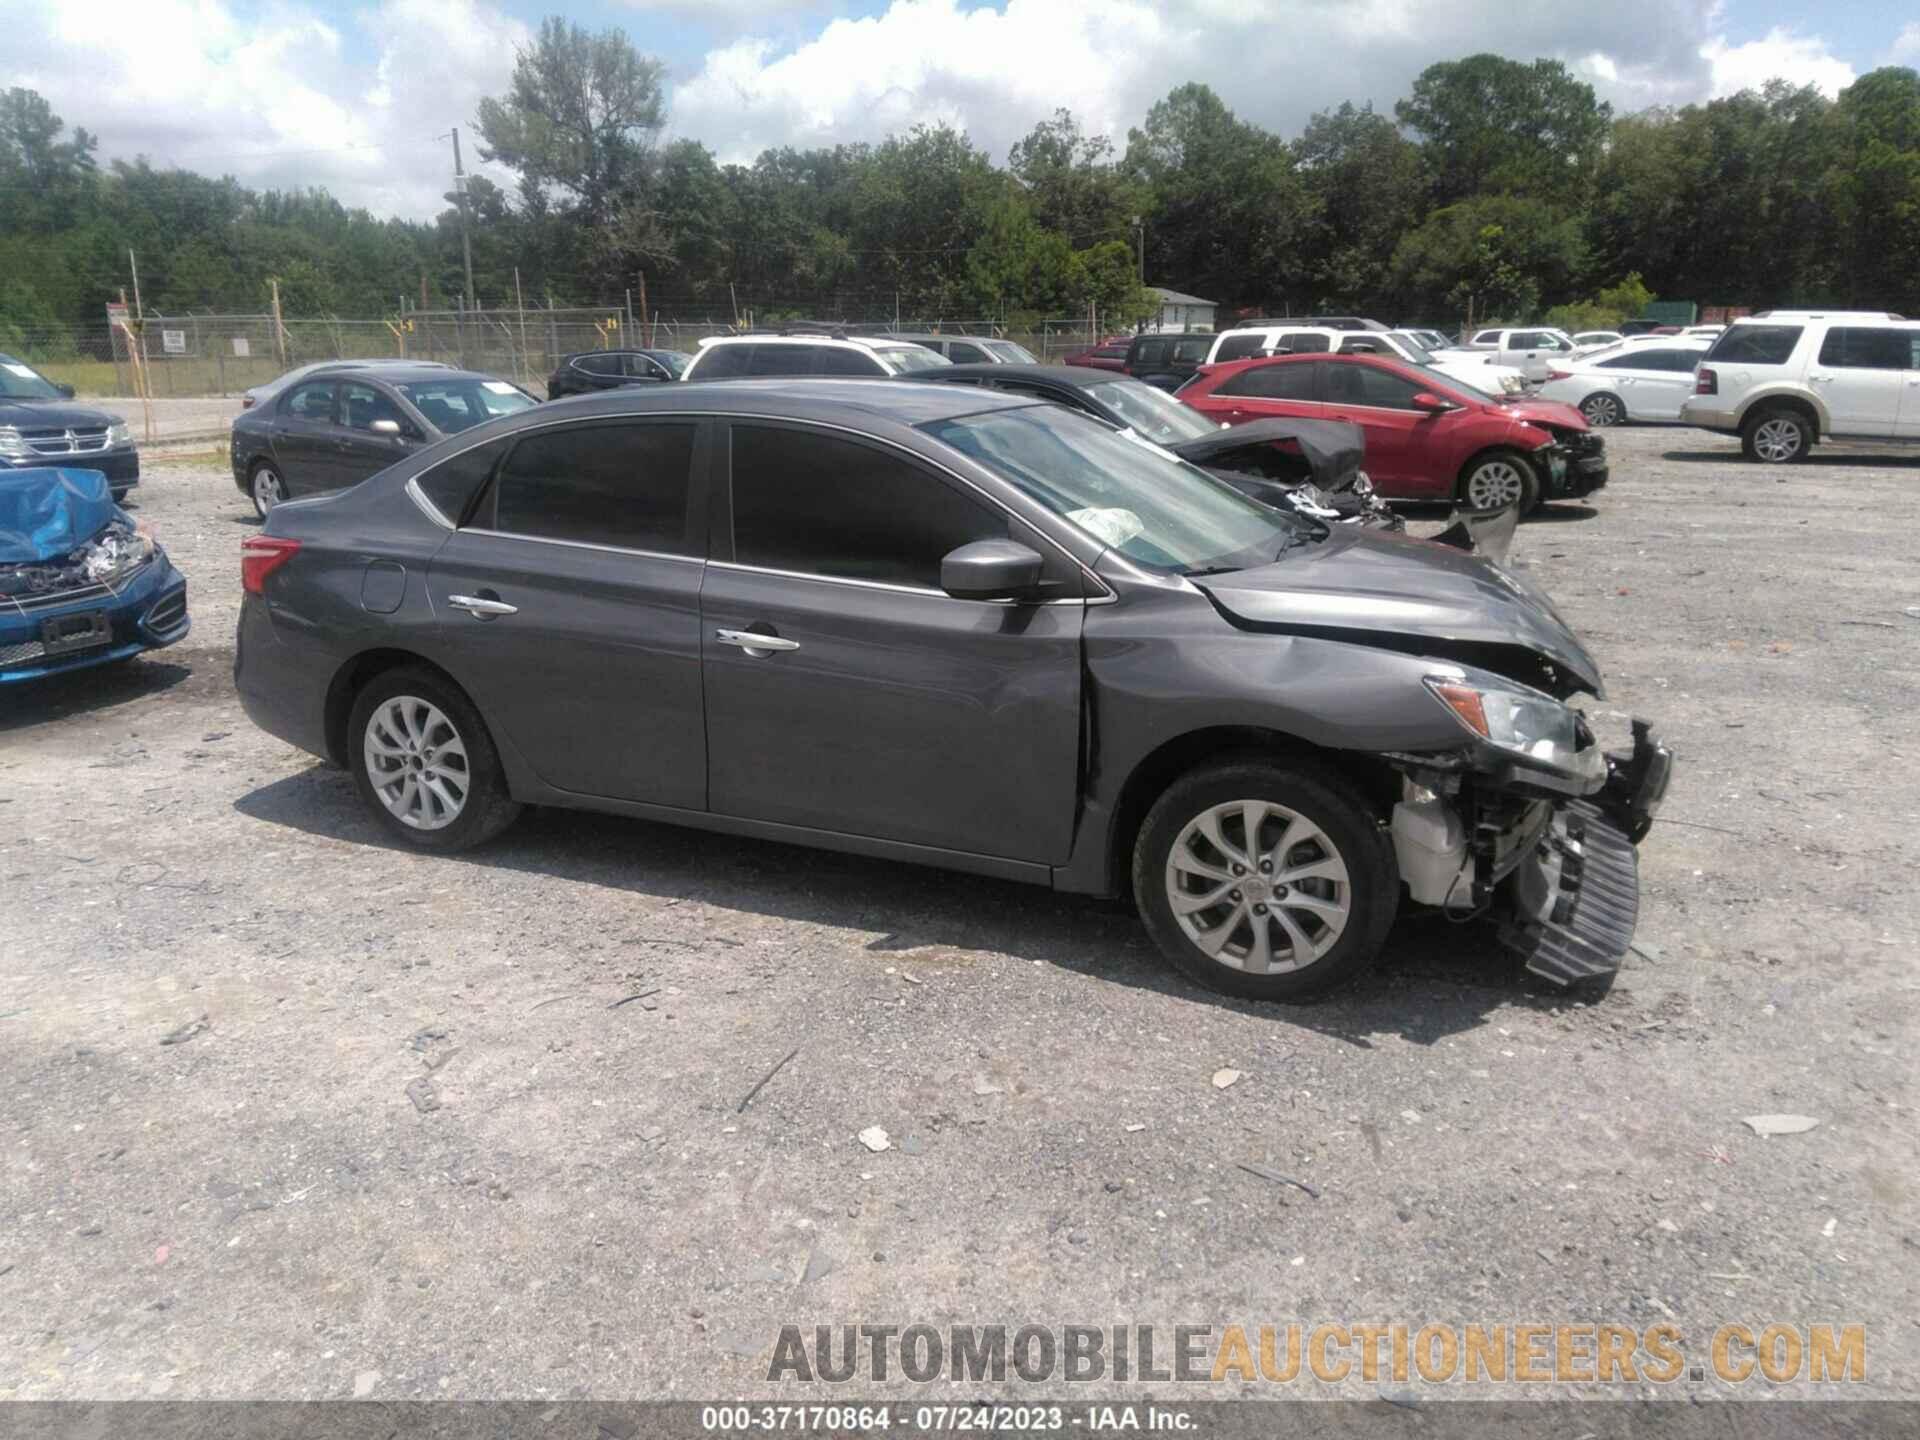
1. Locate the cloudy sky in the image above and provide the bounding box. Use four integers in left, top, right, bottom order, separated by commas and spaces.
6, 0, 1916, 220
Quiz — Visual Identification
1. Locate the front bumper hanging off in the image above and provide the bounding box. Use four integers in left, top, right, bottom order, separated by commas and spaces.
1500, 720, 1674, 986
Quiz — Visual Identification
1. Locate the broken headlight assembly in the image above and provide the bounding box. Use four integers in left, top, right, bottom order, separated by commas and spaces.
0, 519, 155, 598
1424, 671, 1605, 785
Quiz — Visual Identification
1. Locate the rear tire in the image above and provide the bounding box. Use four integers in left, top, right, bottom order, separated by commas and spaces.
1741, 407, 1813, 463
347, 667, 521, 852
1579, 392, 1624, 427
248, 461, 286, 520
1459, 449, 1542, 515
1133, 759, 1398, 1001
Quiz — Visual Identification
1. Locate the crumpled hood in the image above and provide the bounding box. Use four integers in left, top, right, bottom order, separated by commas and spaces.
0, 467, 123, 562
0, 397, 120, 430
1194, 524, 1603, 696
1168, 417, 1364, 488
1502, 398, 1590, 432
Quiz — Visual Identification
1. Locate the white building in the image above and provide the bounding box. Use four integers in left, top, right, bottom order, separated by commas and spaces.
1145, 286, 1216, 333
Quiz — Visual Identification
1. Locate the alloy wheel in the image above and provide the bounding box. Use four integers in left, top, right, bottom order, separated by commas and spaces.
363, 695, 470, 831
1163, 799, 1351, 973
1580, 394, 1622, 426
1465, 460, 1526, 510
1752, 417, 1802, 462
252, 467, 285, 515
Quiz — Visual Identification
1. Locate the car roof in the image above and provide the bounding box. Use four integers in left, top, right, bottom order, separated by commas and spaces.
912, 364, 1108, 387
338, 366, 498, 385
536, 376, 1036, 427
696, 334, 929, 351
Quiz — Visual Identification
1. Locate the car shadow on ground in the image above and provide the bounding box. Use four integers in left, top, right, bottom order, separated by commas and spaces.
235, 765, 1587, 1048
1662, 448, 1920, 468
0, 657, 195, 733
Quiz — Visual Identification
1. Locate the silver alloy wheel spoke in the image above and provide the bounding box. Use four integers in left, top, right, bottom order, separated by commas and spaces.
1755, 419, 1799, 460
1165, 798, 1352, 974
364, 695, 468, 831
1469, 462, 1523, 509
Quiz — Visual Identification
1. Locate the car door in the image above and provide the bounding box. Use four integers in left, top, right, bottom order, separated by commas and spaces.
425, 418, 709, 808
700, 421, 1083, 865
1185, 360, 1324, 425
1322, 360, 1443, 496
334, 380, 419, 486
1811, 327, 1907, 437
271, 380, 342, 496
1624, 349, 1698, 420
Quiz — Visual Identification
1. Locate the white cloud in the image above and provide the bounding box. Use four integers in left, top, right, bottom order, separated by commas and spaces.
1702, 27, 1856, 99
1885, 23, 1920, 65
3, 0, 529, 219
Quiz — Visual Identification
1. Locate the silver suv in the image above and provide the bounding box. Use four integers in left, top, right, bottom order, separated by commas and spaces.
1681, 311, 1920, 462
681, 332, 948, 380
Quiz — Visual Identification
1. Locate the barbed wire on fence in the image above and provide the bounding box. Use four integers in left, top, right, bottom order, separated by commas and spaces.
1, 307, 1125, 398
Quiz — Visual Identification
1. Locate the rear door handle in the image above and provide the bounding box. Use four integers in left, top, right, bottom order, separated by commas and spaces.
715, 627, 799, 656
447, 594, 517, 618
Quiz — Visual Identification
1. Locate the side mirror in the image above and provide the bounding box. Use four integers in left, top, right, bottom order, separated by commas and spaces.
56, 382, 76, 399
1410, 392, 1456, 414
940, 539, 1044, 601
370, 418, 403, 438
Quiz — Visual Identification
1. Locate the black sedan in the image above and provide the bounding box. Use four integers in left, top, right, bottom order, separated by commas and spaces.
545, 349, 690, 399
229, 366, 535, 518
235, 379, 1670, 1000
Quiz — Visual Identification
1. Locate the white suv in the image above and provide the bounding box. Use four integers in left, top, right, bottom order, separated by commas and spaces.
1206, 325, 1526, 394
681, 333, 949, 381
1680, 312, 1920, 462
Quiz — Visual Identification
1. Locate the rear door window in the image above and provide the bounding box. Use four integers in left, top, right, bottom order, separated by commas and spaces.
1216, 362, 1322, 401
1705, 325, 1803, 365
1326, 363, 1423, 409
946, 340, 989, 363
812, 347, 884, 377
1817, 327, 1911, 370
283, 380, 336, 422
729, 424, 1006, 589
1213, 334, 1267, 361
576, 354, 622, 377
485, 422, 698, 554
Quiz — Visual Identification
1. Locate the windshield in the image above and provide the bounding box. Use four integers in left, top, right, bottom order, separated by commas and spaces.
877, 346, 950, 374
1417, 362, 1499, 403
925, 404, 1306, 576
399, 378, 537, 434
654, 350, 692, 377
984, 340, 1038, 364
0, 356, 65, 401
1381, 332, 1437, 364
1082, 378, 1218, 444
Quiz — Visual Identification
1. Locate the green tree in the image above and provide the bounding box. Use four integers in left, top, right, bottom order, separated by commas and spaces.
1007, 109, 1140, 245
1396, 55, 1610, 205
1833, 67, 1920, 310
1388, 195, 1585, 324
1293, 101, 1423, 308
475, 18, 667, 228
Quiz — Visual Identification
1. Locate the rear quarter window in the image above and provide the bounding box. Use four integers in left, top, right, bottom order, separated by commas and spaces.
690, 344, 754, 379
417, 437, 511, 525
1213, 335, 1267, 361
1705, 325, 1803, 366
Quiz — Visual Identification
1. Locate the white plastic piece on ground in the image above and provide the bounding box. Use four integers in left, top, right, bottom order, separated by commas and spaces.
1391, 788, 1471, 907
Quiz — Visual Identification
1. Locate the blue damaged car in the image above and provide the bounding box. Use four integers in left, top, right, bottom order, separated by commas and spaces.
1, 467, 188, 683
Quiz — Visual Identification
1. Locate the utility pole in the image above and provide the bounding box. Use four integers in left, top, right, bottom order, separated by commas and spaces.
269, 278, 286, 365
514, 267, 529, 385
128, 249, 145, 319
450, 127, 476, 310
636, 271, 650, 349
1132, 216, 1144, 286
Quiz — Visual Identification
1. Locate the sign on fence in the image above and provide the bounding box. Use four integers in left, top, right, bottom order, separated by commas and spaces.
161, 329, 187, 355
232, 337, 250, 358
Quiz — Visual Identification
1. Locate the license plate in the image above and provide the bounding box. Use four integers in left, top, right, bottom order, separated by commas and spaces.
41, 610, 111, 656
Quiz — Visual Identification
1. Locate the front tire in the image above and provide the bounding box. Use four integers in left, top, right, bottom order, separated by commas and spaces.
347, 667, 521, 851
248, 461, 286, 520
1741, 407, 1813, 463
1579, 392, 1624, 427
1133, 759, 1398, 1001
1460, 449, 1542, 515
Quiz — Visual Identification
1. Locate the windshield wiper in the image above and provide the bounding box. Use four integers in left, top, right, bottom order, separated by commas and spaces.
1183, 564, 1244, 578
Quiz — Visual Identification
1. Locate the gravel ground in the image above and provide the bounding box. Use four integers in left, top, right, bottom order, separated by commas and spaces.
1, 426, 1915, 1405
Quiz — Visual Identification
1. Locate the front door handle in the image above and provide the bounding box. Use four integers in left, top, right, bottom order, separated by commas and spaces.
447, 594, 517, 619
715, 627, 799, 656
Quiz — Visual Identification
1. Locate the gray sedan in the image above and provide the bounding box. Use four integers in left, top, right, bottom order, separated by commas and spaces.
235, 381, 1671, 999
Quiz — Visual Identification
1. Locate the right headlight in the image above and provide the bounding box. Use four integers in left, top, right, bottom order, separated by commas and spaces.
1424, 672, 1604, 783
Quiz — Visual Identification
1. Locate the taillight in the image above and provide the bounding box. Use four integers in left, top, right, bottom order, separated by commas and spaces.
241, 536, 301, 595
1695, 367, 1718, 395
1546, 366, 1573, 380
240, 396, 255, 408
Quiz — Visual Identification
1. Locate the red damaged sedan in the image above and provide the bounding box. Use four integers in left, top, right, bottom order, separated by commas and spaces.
1179, 352, 1608, 512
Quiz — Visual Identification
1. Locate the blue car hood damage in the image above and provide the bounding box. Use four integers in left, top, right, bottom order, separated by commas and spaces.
0, 467, 123, 562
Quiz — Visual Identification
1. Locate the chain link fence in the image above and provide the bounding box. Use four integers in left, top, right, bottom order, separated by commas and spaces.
3, 308, 1124, 399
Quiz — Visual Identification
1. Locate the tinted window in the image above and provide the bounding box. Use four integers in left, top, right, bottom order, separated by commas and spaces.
1273, 331, 1331, 353
1214, 334, 1267, 361
1817, 327, 1911, 370
813, 346, 884, 377
1471, 331, 1500, 345
341, 381, 407, 432
284, 381, 335, 421
692, 344, 754, 379
488, 422, 696, 553
1171, 339, 1210, 363
576, 354, 621, 376
731, 425, 1005, 588
744, 345, 813, 377
1326, 362, 1423, 409
419, 437, 510, 525
1216, 362, 1321, 401
1705, 325, 1803, 365
1134, 340, 1168, 366
1598, 351, 1656, 370
1507, 331, 1546, 349
946, 340, 989, 363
